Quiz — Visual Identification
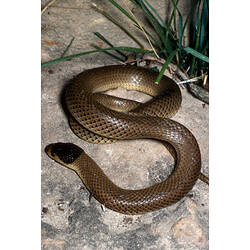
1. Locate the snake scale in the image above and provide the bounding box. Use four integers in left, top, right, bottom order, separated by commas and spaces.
45, 65, 208, 215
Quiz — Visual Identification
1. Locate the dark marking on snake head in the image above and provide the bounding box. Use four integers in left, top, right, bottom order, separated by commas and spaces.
46, 143, 83, 164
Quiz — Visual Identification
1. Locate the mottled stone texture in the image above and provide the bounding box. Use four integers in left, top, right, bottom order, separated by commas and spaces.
42, 1, 208, 249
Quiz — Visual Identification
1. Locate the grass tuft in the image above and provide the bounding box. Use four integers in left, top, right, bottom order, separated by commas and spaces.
42, 0, 208, 83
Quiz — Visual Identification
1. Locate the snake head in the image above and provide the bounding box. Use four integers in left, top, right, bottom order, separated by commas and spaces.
45, 143, 83, 166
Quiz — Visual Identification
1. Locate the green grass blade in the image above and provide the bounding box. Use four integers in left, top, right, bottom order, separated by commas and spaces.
182, 0, 199, 44
190, 1, 202, 75
176, 12, 183, 67
41, 47, 153, 67
107, 0, 163, 54
143, 0, 167, 28
199, 0, 208, 52
94, 32, 114, 48
171, 0, 182, 15
98, 9, 144, 49
183, 46, 209, 63
178, 13, 183, 48
91, 44, 125, 62
202, 39, 209, 55
193, 0, 201, 46
155, 49, 180, 84
133, 23, 163, 52
94, 32, 127, 59
165, 0, 180, 54
137, 0, 167, 47
61, 37, 75, 58
171, 0, 178, 35
107, 0, 137, 24
170, 0, 182, 34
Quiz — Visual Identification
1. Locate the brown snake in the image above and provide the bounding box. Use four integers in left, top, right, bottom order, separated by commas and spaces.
45, 65, 208, 215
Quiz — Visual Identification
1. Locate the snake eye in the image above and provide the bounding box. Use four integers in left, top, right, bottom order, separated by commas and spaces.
45, 144, 59, 158
51, 151, 56, 157
49, 145, 57, 157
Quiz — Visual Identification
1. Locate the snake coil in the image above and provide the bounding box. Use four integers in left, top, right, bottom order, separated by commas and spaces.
45, 65, 207, 214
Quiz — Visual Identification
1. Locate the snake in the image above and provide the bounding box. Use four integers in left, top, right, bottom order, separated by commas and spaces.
45, 65, 208, 215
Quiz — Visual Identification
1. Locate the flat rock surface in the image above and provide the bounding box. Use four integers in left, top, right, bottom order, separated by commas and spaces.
41, 1, 208, 249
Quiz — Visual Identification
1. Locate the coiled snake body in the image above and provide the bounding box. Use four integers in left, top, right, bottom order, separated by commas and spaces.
45, 65, 208, 215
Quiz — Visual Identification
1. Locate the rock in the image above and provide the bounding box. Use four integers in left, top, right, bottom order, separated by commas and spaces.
171, 217, 206, 248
